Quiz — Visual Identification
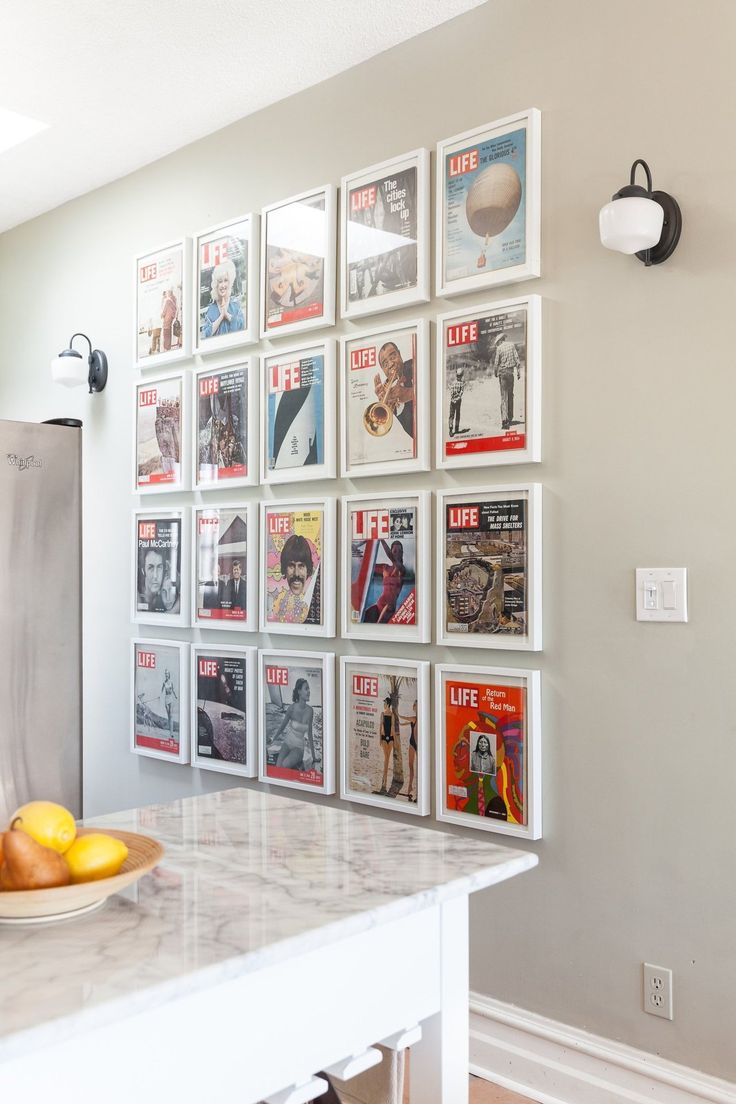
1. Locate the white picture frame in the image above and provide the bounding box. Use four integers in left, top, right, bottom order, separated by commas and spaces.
340, 147, 430, 321
134, 238, 191, 370
339, 654, 430, 816
192, 359, 258, 490
260, 339, 337, 485
260, 184, 337, 340
259, 496, 336, 638
341, 490, 430, 644
191, 501, 258, 632
192, 213, 260, 354
191, 644, 257, 777
131, 637, 189, 764
133, 371, 189, 495
258, 649, 335, 795
339, 318, 430, 479
132, 507, 190, 628
436, 295, 541, 470
436, 483, 542, 651
436, 108, 541, 298
435, 663, 541, 840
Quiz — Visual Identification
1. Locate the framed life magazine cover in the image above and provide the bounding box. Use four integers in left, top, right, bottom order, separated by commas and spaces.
340, 655, 429, 816
258, 649, 335, 795
435, 664, 541, 839
131, 638, 189, 764
134, 372, 188, 494
192, 503, 257, 632
261, 341, 336, 485
342, 490, 430, 644
132, 508, 189, 628
259, 497, 336, 637
192, 361, 257, 490
192, 214, 259, 354
436, 109, 541, 298
340, 148, 430, 321
437, 295, 541, 469
340, 319, 430, 479
260, 184, 337, 340
437, 484, 542, 651
135, 239, 191, 370
191, 645, 257, 777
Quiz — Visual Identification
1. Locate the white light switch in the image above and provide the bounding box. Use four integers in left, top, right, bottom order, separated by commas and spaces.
636, 568, 688, 622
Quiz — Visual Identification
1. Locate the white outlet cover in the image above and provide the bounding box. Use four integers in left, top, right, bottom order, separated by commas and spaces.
643, 962, 673, 1020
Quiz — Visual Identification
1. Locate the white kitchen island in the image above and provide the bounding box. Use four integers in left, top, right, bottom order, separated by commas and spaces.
0, 788, 537, 1103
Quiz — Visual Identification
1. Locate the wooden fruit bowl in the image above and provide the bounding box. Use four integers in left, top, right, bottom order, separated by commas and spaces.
0, 828, 165, 923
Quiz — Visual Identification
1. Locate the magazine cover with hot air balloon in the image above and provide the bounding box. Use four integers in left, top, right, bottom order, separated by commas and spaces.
435, 664, 541, 839
436, 109, 541, 297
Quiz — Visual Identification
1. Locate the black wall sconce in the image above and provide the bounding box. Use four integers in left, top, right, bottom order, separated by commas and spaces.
50, 333, 108, 393
599, 159, 682, 266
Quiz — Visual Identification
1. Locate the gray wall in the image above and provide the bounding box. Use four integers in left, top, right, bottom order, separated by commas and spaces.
1, 0, 734, 1081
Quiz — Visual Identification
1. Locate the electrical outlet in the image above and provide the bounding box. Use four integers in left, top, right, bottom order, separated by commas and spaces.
643, 963, 673, 1020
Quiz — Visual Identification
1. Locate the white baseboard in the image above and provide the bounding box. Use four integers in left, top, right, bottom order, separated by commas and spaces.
469, 992, 736, 1104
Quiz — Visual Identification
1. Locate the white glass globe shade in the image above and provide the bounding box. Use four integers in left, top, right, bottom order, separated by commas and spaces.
599, 196, 664, 254
51, 351, 87, 387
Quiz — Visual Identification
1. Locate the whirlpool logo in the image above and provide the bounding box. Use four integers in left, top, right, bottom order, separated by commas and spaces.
7, 453, 43, 471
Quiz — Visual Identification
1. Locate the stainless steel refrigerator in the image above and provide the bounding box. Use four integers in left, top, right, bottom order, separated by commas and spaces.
0, 419, 82, 825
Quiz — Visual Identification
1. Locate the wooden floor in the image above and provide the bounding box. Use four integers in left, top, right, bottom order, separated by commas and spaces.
403, 1072, 531, 1103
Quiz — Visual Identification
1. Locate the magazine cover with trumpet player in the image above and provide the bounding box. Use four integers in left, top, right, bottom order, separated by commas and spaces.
341, 321, 429, 477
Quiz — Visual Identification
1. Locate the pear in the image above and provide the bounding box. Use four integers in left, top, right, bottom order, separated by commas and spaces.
0, 820, 71, 891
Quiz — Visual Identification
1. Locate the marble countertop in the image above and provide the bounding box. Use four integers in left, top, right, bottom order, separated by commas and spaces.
0, 788, 537, 1061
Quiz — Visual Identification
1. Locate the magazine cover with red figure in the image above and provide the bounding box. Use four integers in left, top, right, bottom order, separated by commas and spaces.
350, 504, 417, 628
444, 677, 526, 827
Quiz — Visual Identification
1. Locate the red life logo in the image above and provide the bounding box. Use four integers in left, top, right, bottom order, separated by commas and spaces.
448, 506, 479, 529
137, 651, 156, 669
266, 665, 288, 686
268, 513, 292, 536
198, 516, 218, 532
353, 674, 378, 697
139, 388, 157, 406
199, 376, 219, 397
449, 683, 478, 708
138, 522, 156, 539
352, 510, 389, 540
447, 321, 478, 348
199, 658, 219, 678
448, 149, 478, 177
140, 262, 157, 282
200, 239, 229, 267
350, 346, 376, 371
351, 186, 377, 212
270, 361, 301, 392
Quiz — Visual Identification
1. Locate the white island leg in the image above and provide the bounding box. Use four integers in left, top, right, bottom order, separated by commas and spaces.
410, 895, 469, 1104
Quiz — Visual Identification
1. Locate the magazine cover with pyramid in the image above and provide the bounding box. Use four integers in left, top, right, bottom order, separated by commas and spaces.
443, 677, 526, 827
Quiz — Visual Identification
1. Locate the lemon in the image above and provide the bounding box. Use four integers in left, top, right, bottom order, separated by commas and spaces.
64, 833, 128, 883
10, 801, 77, 854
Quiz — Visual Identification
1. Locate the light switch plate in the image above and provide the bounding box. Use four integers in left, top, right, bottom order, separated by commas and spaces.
636, 568, 687, 622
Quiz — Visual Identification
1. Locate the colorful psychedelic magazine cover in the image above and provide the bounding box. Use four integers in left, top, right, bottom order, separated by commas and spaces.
264, 507, 323, 627
443, 676, 526, 826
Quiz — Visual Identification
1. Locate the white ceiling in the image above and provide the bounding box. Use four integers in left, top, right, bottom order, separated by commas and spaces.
0, 0, 485, 233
